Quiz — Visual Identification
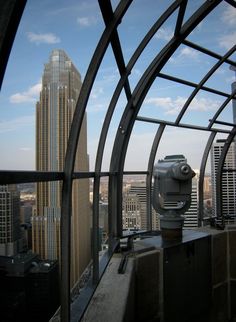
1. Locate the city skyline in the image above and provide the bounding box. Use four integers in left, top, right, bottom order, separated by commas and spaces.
0, 1, 235, 172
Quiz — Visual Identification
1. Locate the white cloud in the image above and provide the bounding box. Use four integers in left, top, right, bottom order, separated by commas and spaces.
155, 27, 173, 41
187, 97, 219, 112
87, 103, 106, 113
10, 93, 35, 104
91, 86, 104, 99
10, 83, 41, 104
26, 32, 60, 45
221, 6, 236, 26
144, 96, 220, 115
179, 47, 199, 59
219, 31, 236, 50
169, 47, 200, 64
145, 97, 173, 109
0, 115, 35, 134
218, 6, 236, 50
77, 16, 97, 27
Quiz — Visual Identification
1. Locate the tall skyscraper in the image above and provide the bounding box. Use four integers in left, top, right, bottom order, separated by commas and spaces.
0, 184, 22, 256
32, 50, 90, 285
211, 139, 236, 218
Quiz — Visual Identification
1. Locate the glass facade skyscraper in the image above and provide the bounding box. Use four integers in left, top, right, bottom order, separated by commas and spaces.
211, 139, 236, 219
0, 184, 22, 256
32, 50, 90, 285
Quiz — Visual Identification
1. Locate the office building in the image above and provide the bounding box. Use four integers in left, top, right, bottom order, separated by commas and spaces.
183, 170, 199, 228
0, 253, 59, 322
32, 50, 90, 285
211, 139, 236, 218
123, 193, 141, 230
123, 182, 159, 230
0, 184, 23, 256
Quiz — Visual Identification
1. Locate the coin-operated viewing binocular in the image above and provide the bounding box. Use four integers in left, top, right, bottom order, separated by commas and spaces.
152, 155, 195, 240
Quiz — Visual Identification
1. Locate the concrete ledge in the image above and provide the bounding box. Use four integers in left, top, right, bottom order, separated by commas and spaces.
135, 249, 160, 322
81, 255, 135, 322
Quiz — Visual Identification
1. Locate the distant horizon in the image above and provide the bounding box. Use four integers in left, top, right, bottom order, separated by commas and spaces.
0, 1, 235, 173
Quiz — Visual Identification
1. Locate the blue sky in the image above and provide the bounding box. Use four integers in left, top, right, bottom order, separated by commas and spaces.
0, 0, 235, 171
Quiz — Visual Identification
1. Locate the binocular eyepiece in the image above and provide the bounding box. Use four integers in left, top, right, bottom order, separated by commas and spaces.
152, 155, 195, 239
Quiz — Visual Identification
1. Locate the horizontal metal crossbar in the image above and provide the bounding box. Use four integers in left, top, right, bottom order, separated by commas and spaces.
136, 116, 232, 133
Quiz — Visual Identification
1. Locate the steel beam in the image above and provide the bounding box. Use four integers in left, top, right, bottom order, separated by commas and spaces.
0, 0, 26, 89
61, 1, 132, 321
136, 115, 231, 134
208, 86, 236, 129
198, 132, 216, 226
176, 45, 236, 124
109, 0, 222, 237
146, 124, 165, 230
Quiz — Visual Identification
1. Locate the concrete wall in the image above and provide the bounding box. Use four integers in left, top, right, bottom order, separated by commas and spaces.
210, 227, 236, 322
81, 227, 236, 322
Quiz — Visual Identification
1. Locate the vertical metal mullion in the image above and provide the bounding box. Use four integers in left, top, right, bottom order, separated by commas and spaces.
60, 2, 132, 321
92, 175, 100, 283
99, 0, 132, 99
198, 132, 216, 226
108, 172, 118, 250
146, 124, 165, 230
117, 170, 123, 237
174, 0, 187, 36
61, 177, 72, 322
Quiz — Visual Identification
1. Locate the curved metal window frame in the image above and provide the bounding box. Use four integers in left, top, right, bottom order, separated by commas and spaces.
0, 1, 236, 321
